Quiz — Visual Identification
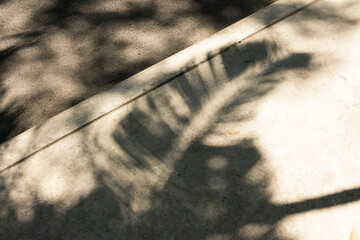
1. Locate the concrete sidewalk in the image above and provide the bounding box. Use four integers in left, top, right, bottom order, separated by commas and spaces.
0, 0, 275, 143
1, 0, 360, 239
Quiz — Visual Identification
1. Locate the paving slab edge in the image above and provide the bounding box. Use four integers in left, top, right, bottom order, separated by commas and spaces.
0, 0, 319, 172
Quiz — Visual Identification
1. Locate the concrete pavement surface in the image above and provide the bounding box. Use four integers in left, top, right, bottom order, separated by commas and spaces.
1, 0, 360, 239
0, 0, 274, 143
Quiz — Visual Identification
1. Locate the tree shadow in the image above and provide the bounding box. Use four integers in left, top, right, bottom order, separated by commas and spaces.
101, 40, 310, 239
0, 2, 360, 240
1, 0, 357, 144
0, 0, 277, 143
125, 138, 277, 240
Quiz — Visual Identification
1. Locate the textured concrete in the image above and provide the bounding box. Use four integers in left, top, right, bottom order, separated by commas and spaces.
0, 0, 275, 143
0, 0, 316, 176
1, 0, 360, 239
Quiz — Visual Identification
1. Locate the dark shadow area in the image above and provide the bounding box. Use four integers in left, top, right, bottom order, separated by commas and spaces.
0, 89, 22, 143
0, 33, 43, 141
123, 138, 278, 240
180, 0, 274, 29
1, 37, 360, 240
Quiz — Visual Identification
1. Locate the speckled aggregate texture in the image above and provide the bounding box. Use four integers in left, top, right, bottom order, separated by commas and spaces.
1, 0, 360, 239
0, 0, 274, 142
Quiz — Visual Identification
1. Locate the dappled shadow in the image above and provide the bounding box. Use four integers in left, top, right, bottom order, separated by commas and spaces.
184, 0, 274, 28
0, 0, 358, 143
0, 91, 23, 143
100, 40, 309, 239
1, 1, 360, 239
1, 37, 359, 239
123, 138, 278, 240
0, 0, 275, 143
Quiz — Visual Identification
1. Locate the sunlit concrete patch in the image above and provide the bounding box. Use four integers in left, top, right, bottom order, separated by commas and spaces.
253, 4, 360, 204
277, 201, 360, 239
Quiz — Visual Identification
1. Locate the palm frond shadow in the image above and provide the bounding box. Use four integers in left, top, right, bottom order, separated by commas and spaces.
99, 40, 304, 239
0, 36, 360, 240
0, 0, 358, 143
0, 1, 360, 239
